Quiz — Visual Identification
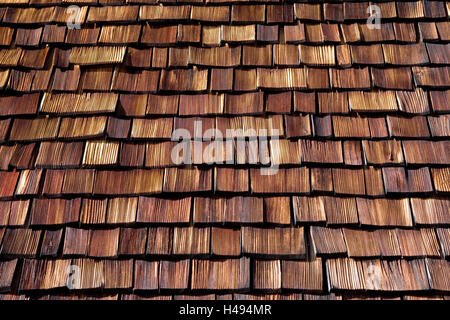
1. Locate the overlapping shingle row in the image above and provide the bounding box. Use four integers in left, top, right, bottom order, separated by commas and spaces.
0, 0, 449, 300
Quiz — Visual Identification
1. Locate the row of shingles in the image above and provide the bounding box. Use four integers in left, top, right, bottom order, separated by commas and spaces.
117, 92, 449, 120
5, 25, 447, 71
2, 292, 450, 300
0, 196, 448, 254
2, 70, 448, 118
0, 220, 307, 292
3, 254, 449, 293
1, 225, 305, 258
2, 2, 449, 25
3, 62, 445, 113
0, 154, 449, 199
327, 257, 450, 292
123, 293, 450, 300
0, 194, 448, 228
4, 22, 449, 49
2, 20, 448, 54
1, 4, 446, 48
33, 90, 450, 116
6, 65, 448, 109
28, 63, 449, 94
0, 257, 322, 294
295, 1, 449, 22
1, 113, 449, 174
3, 110, 448, 143
311, 226, 450, 258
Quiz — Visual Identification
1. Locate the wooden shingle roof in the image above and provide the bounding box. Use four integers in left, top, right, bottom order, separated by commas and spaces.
0, 0, 449, 301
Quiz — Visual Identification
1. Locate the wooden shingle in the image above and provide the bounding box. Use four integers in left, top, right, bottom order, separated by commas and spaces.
137, 197, 191, 224
343, 229, 381, 257
413, 67, 450, 87
431, 168, 450, 193
192, 258, 250, 290
257, 68, 306, 89
215, 168, 248, 193
427, 259, 450, 292
387, 116, 430, 137
211, 227, 240, 256
119, 228, 147, 256
357, 198, 413, 227
331, 68, 370, 89
333, 116, 370, 138
112, 69, 159, 93
193, 197, 263, 224
243, 45, 272, 66
257, 25, 279, 43
231, 5, 265, 22
396, 89, 430, 114
160, 68, 208, 91
189, 47, 240, 67
69, 46, 126, 65
66, 28, 99, 45
83, 140, 119, 166
173, 227, 210, 255
104, 260, 133, 289
140, 5, 191, 21
242, 227, 305, 257
0, 260, 18, 291
411, 198, 450, 225
134, 260, 158, 290
382, 43, 429, 65
79, 199, 107, 225
311, 226, 347, 255
253, 260, 281, 290
294, 3, 321, 21
9, 118, 60, 142
191, 6, 229, 22
362, 140, 404, 164
250, 167, 309, 194
210, 68, 233, 91
396, 229, 441, 257
332, 169, 365, 195
36, 142, 83, 168
88, 228, 120, 258
147, 227, 172, 255
178, 25, 201, 43
371, 68, 413, 90
284, 23, 304, 43
403, 141, 449, 164
63, 227, 89, 256
293, 197, 326, 223
299, 45, 335, 65
1, 228, 41, 257
87, 5, 138, 22
164, 168, 212, 193
159, 260, 190, 290
131, 118, 172, 139
41, 93, 118, 114
364, 167, 385, 196
282, 259, 322, 291
20, 259, 71, 291
30, 198, 81, 226
222, 25, 255, 43
262, 197, 290, 226
93, 170, 163, 195
428, 115, 450, 137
